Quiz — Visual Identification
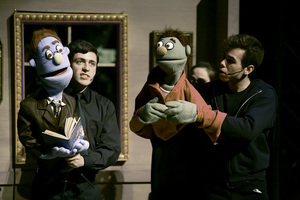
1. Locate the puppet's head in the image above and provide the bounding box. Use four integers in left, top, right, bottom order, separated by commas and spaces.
29, 29, 72, 100
154, 29, 191, 74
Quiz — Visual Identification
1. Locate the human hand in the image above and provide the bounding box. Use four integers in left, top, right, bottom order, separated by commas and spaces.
164, 100, 197, 123
138, 97, 168, 124
65, 153, 84, 168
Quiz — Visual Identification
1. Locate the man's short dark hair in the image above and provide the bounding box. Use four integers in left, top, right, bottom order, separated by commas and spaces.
223, 34, 264, 71
68, 39, 99, 63
190, 62, 218, 82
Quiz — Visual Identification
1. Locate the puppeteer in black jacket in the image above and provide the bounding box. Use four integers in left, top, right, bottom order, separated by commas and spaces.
18, 88, 121, 200
199, 79, 278, 188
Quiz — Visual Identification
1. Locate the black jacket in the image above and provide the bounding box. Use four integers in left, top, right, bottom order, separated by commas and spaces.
18, 90, 77, 171
199, 79, 278, 183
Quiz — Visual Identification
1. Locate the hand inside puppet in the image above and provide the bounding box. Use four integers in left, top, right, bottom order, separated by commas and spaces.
130, 28, 227, 143
28, 29, 89, 158
138, 97, 168, 124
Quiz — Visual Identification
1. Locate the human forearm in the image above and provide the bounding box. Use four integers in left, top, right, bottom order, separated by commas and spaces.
84, 113, 121, 170
83, 145, 120, 171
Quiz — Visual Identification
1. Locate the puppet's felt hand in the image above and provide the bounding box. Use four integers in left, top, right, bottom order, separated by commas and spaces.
39, 152, 57, 160
52, 147, 75, 157
39, 146, 75, 159
71, 139, 89, 154
164, 100, 197, 124
138, 97, 168, 124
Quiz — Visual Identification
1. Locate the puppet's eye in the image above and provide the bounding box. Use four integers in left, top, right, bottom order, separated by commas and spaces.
56, 45, 63, 53
45, 50, 53, 59
157, 41, 163, 48
165, 42, 174, 50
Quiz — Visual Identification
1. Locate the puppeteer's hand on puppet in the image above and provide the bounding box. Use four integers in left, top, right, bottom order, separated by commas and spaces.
164, 100, 197, 124
129, 28, 227, 143
17, 29, 89, 160
138, 97, 168, 124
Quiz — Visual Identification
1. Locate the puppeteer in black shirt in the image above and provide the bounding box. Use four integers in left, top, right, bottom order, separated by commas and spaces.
67, 86, 121, 173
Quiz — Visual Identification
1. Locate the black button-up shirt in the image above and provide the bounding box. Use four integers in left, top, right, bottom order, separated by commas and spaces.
67, 87, 121, 172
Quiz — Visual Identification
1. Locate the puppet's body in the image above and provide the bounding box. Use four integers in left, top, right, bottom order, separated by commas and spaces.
129, 29, 227, 199
17, 29, 89, 199
130, 66, 225, 141
130, 30, 226, 143
18, 29, 81, 157
18, 90, 77, 165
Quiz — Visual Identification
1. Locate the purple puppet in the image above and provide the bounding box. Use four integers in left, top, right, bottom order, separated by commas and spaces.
17, 29, 90, 199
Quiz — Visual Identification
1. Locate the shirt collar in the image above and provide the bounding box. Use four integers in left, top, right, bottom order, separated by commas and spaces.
66, 86, 91, 103
81, 87, 91, 102
47, 96, 66, 106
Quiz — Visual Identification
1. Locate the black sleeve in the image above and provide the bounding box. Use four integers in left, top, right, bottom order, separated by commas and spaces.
83, 99, 121, 172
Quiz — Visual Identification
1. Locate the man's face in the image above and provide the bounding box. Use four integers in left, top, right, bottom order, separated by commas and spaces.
190, 67, 210, 85
219, 48, 245, 82
71, 52, 97, 91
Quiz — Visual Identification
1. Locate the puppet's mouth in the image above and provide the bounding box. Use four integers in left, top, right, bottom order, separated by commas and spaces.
41, 68, 67, 77
156, 59, 183, 61
156, 58, 188, 64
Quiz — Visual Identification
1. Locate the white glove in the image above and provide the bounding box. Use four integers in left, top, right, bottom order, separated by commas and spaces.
40, 146, 75, 159
39, 139, 89, 159
71, 139, 90, 154
164, 100, 197, 124
138, 97, 168, 124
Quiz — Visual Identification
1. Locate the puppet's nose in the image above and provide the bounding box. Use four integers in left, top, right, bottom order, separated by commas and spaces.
157, 46, 167, 56
53, 53, 63, 64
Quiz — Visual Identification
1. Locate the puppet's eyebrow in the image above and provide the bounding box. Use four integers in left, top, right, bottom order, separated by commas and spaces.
52, 40, 60, 45
42, 45, 50, 52
170, 38, 176, 43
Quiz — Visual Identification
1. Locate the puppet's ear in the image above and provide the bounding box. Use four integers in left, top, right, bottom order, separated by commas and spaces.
29, 59, 36, 67
64, 46, 70, 55
185, 45, 191, 56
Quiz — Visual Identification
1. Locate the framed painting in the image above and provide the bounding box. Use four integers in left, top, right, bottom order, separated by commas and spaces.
12, 11, 129, 165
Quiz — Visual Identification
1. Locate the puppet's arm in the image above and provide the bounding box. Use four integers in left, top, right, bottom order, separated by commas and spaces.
40, 140, 89, 159
130, 112, 154, 139
17, 102, 46, 159
164, 82, 227, 144
17, 101, 89, 159
138, 97, 168, 124
129, 81, 168, 139
164, 100, 197, 123
164, 100, 226, 143
199, 106, 227, 144
130, 97, 168, 139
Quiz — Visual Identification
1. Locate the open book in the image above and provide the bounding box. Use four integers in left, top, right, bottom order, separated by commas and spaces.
42, 117, 85, 150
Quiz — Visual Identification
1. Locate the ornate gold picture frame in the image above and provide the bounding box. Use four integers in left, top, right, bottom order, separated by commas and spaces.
12, 11, 129, 165
0, 39, 2, 104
